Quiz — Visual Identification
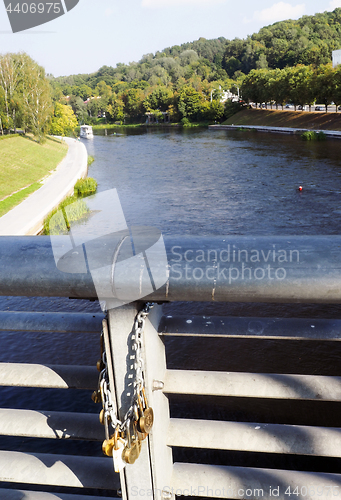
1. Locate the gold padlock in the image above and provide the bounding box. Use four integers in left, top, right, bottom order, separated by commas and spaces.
122, 423, 142, 464
122, 438, 141, 464
99, 409, 112, 426
137, 387, 154, 434
137, 429, 148, 441
96, 359, 105, 372
99, 408, 105, 425
102, 436, 115, 457
91, 389, 102, 404
103, 426, 122, 457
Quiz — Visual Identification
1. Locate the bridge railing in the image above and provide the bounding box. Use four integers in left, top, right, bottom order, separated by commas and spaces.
0, 236, 341, 499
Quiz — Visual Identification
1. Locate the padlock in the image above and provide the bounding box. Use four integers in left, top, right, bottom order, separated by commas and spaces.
122, 422, 142, 465
99, 408, 112, 426
99, 408, 105, 425
137, 429, 148, 441
112, 426, 127, 473
122, 437, 141, 464
102, 436, 115, 457
96, 359, 105, 372
137, 387, 154, 434
91, 389, 102, 404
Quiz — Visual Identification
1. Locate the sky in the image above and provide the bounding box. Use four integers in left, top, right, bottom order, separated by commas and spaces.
0, 0, 340, 77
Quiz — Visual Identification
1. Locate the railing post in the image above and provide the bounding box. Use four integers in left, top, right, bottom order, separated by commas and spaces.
142, 304, 174, 500
107, 304, 173, 500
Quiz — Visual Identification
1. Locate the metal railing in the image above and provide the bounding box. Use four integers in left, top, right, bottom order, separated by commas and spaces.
0, 236, 341, 499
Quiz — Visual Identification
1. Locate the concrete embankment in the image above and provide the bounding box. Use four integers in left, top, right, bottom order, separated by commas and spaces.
209, 124, 341, 138
0, 137, 88, 235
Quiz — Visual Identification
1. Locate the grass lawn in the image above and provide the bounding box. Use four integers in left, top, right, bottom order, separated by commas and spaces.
223, 108, 341, 130
0, 135, 68, 215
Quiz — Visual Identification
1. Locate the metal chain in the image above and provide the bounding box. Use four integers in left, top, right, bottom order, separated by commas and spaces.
95, 302, 154, 462
121, 302, 154, 433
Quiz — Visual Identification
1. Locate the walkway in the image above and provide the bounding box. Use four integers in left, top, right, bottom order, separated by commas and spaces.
0, 137, 88, 236
209, 124, 341, 138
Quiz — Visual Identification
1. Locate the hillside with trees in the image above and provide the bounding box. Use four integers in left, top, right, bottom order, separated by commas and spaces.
46, 8, 341, 126
2, 8, 341, 135
223, 9, 341, 77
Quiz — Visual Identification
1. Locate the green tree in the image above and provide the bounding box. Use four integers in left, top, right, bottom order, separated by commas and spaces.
69, 95, 88, 122
333, 65, 341, 112
314, 64, 334, 111
143, 86, 173, 112
266, 68, 289, 109
106, 93, 125, 123
241, 69, 268, 107
177, 85, 204, 121
122, 88, 145, 120
50, 102, 78, 136
286, 65, 315, 110
0, 52, 24, 131
21, 54, 53, 142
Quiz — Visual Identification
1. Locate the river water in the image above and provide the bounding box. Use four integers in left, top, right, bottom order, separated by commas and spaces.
1, 128, 341, 495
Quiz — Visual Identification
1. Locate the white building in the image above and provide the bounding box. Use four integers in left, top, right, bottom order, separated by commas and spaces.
211, 85, 239, 103
332, 49, 341, 68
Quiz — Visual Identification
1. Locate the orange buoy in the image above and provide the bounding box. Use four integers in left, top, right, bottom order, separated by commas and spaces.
298, 186, 303, 191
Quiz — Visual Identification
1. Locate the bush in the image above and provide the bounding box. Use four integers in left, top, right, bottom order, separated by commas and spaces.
301, 131, 326, 141
43, 176, 97, 234
44, 195, 89, 235
87, 155, 94, 166
74, 177, 97, 197
181, 117, 191, 127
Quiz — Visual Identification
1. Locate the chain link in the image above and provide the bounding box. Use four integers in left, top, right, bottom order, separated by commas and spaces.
96, 302, 154, 454
122, 302, 154, 430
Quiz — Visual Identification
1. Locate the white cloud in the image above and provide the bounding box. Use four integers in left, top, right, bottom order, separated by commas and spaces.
105, 8, 114, 16
244, 2, 306, 24
329, 0, 341, 9
142, 0, 225, 8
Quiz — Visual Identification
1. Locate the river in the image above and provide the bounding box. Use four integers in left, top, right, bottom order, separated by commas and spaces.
1, 127, 341, 494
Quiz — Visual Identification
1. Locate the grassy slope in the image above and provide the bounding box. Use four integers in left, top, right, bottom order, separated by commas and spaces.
223, 109, 341, 131
0, 136, 68, 215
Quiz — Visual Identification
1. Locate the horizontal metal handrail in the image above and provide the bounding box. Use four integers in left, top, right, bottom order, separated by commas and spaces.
168, 418, 341, 457
0, 363, 98, 389
1, 235, 341, 302
159, 315, 341, 340
0, 409, 104, 441
0, 311, 104, 333
0, 451, 119, 489
163, 369, 341, 401
0, 492, 116, 500
172, 463, 341, 499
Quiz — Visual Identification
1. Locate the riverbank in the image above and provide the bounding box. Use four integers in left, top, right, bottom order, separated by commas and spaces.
75, 122, 209, 133
0, 135, 68, 216
0, 137, 88, 235
223, 108, 341, 130
209, 123, 341, 139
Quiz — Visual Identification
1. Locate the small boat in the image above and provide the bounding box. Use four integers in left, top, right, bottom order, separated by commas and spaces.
80, 125, 93, 139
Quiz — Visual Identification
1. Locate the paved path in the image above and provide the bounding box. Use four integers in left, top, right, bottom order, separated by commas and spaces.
0, 137, 88, 235
209, 124, 341, 138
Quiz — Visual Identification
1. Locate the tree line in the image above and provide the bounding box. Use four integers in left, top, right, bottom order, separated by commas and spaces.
52, 8, 341, 91
2, 6, 341, 139
0, 52, 77, 141
241, 64, 341, 111
222, 8, 341, 78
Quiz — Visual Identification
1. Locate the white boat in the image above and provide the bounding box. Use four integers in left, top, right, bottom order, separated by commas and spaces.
80, 125, 93, 139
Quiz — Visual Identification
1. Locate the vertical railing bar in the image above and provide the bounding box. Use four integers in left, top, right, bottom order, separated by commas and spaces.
102, 318, 128, 500
107, 305, 155, 500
